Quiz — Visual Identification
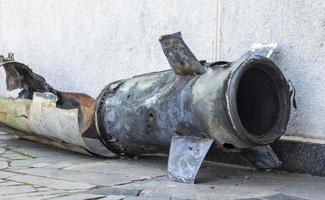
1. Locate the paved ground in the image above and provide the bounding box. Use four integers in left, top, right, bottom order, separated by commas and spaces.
0, 131, 324, 200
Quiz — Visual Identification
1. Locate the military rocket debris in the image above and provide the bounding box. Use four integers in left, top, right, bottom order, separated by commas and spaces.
0, 54, 114, 157
0, 32, 291, 184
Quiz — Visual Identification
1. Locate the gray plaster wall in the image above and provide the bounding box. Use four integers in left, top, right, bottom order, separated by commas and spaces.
1, 0, 320, 140
0, 0, 218, 97
219, 0, 325, 139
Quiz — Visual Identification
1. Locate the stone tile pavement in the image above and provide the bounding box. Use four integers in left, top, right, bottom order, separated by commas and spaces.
0, 131, 324, 200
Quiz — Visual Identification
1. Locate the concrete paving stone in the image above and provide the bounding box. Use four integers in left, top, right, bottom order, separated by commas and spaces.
2, 145, 100, 164
124, 197, 174, 200
0, 180, 24, 186
274, 175, 325, 200
0, 185, 36, 195
111, 177, 279, 200
90, 186, 141, 197
30, 161, 74, 169
0, 161, 8, 169
1, 151, 34, 160
49, 193, 105, 200
11, 195, 58, 200
2, 194, 61, 200
8, 174, 96, 190
11, 157, 65, 167
35, 187, 53, 191
0, 138, 53, 148
10, 156, 94, 168
30, 162, 52, 168
13, 167, 150, 186
63, 159, 139, 169
0, 156, 11, 161
98, 195, 126, 200
262, 193, 309, 200
45, 161, 75, 169
52, 157, 106, 166
1, 190, 70, 200
63, 161, 133, 172
7, 165, 31, 172
0, 134, 16, 140
0, 170, 19, 178
0, 147, 6, 155
63, 160, 126, 169
1, 137, 325, 199
123, 197, 172, 200
0, 140, 84, 159
64, 158, 166, 178
0, 141, 10, 146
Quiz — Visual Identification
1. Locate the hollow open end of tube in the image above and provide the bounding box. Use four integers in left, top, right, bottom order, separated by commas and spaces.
237, 67, 280, 136
227, 56, 291, 145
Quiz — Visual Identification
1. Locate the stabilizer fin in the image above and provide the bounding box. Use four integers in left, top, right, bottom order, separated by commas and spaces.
167, 136, 213, 183
241, 145, 281, 169
159, 32, 206, 76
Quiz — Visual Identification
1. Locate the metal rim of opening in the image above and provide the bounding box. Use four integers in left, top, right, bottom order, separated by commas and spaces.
226, 55, 291, 145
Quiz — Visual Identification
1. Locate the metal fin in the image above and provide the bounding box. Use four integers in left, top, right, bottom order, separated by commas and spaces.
249, 43, 278, 58
167, 136, 213, 183
1, 61, 57, 98
241, 145, 282, 169
159, 32, 206, 76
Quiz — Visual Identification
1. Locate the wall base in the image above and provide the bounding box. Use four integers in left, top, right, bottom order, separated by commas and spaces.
208, 136, 325, 176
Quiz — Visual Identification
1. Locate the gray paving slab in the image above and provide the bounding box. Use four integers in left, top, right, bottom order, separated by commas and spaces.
1, 190, 69, 200
90, 186, 141, 196
0, 184, 36, 195
8, 174, 96, 190
0, 170, 19, 179
0, 132, 323, 199
263, 193, 309, 200
12, 167, 152, 186
48, 193, 105, 200
100, 195, 127, 200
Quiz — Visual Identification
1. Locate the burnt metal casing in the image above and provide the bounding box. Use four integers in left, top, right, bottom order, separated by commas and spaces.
0, 56, 113, 157
95, 46, 291, 156
95, 34, 291, 183
0, 32, 292, 184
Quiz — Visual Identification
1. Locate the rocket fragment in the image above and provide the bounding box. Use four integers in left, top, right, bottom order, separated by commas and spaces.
0, 32, 291, 183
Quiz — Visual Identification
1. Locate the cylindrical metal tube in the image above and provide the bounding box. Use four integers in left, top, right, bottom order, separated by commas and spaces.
0, 33, 292, 183
95, 52, 291, 156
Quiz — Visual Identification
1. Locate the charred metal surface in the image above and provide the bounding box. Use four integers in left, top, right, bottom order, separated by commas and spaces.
4, 62, 56, 98
0, 56, 83, 110
96, 71, 206, 156
96, 32, 291, 183
0, 32, 292, 184
159, 32, 206, 75
241, 145, 281, 169
0, 53, 113, 157
168, 136, 213, 183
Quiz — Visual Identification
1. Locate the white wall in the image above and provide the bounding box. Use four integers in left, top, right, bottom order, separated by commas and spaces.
0, 0, 218, 97
3, 0, 320, 141
219, 0, 325, 139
